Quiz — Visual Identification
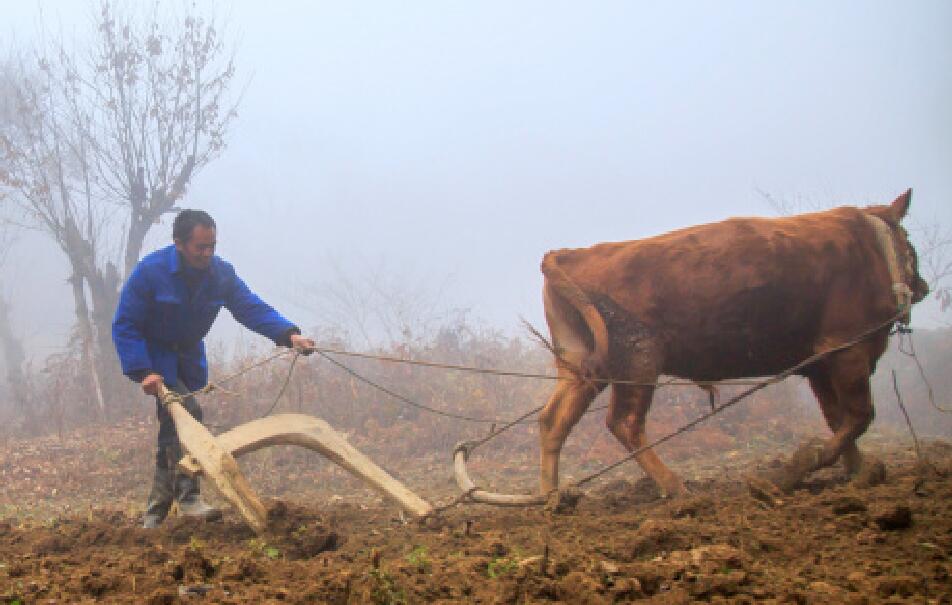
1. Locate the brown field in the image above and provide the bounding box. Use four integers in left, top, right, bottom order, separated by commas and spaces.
1, 413, 950, 604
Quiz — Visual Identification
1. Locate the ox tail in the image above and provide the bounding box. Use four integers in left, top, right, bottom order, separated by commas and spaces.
540, 252, 611, 378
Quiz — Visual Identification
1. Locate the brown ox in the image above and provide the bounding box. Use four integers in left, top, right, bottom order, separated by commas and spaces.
539, 190, 929, 496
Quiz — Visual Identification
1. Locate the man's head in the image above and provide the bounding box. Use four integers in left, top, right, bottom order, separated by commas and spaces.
173, 209, 217, 270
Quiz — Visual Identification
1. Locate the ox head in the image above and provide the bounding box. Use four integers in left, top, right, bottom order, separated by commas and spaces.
864, 189, 929, 306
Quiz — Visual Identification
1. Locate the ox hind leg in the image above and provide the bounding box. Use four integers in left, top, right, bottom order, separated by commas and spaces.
539, 368, 605, 494
538, 280, 608, 494
773, 351, 878, 492
607, 382, 686, 498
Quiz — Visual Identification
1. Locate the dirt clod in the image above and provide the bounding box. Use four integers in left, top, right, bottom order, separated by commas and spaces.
873, 504, 913, 530
146, 589, 178, 605
831, 495, 868, 515
875, 574, 920, 598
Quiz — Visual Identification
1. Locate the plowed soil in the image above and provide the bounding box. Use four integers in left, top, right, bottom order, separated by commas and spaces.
1, 421, 951, 604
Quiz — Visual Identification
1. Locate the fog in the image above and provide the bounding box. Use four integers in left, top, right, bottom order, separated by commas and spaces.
4, 0, 951, 357
2, 6, 952, 572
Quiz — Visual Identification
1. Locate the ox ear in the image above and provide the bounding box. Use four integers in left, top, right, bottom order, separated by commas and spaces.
887, 188, 913, 223
868, 188, 913, 226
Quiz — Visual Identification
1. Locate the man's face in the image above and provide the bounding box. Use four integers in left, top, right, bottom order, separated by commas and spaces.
175, 224, 217, 270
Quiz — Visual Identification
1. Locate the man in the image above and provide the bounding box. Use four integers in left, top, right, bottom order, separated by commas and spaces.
113, 209, 315, 528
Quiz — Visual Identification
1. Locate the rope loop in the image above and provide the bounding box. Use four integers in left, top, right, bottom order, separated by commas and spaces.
158, 388, 184, 408
453, 440, 478, 460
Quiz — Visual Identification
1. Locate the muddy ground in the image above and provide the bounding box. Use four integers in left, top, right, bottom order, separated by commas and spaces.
1, 420, 951, 604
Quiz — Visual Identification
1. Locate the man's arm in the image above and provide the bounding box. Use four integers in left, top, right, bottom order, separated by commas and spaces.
112, 265, 163, 394
223, 267, 315, 352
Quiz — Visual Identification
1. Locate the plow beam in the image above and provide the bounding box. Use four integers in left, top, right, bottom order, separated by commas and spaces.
178, 413, 433, 518
454, 442, 547, 506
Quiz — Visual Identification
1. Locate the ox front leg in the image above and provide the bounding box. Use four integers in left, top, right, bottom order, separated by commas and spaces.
808, 369, 883, 487
773, 353, 877, 492
827, 359, 883, 488
607, 383, 686, 498
538, 375, 603, 495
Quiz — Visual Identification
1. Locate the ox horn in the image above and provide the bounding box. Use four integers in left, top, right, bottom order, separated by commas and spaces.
178, 413, 432, 518
453, 441, 548, 506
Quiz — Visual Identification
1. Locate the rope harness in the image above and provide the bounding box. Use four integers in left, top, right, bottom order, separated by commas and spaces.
862, 213, 915, 318
162, 214, 931, 511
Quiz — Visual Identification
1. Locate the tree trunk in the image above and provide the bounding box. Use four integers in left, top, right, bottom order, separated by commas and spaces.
124, 210, 152, 280
0, 294, 35, 433
67, 271, 106, 415
86, 262, 124, 407
124, 157, 195, 281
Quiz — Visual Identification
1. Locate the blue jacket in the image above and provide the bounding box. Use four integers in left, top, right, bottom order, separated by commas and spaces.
112, 245, 297, 391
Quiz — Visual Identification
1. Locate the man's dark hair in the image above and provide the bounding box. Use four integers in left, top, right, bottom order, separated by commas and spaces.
173, 209, 216, 242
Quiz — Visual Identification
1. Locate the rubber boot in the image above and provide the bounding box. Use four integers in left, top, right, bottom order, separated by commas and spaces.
175, 474, 222, 521
142, 466, 175, 528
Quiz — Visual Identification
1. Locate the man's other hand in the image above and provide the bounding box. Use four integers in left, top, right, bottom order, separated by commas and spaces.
290, 333, 316, 355
142, 373, 164, 397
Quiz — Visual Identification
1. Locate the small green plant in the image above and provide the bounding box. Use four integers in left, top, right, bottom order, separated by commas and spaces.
264, 546, 281, 560
99, 448, 121, 463
486, 555, 518, 579
246, 538, 280, 559
368, 568, 406, 605
405, 545, 431, 573
247, 537, 265, 552
189, 536, 206, 551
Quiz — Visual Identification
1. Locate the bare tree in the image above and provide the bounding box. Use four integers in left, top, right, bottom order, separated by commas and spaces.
0, 223, 32, 431
0, 1, 240, 407
0, 293, 33, 431
0, 58, 35, 428
756, 188, 830, 215
914, 221, 952, 314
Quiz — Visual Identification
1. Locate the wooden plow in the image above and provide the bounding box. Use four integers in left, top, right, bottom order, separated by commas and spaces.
159, 385, 432, 533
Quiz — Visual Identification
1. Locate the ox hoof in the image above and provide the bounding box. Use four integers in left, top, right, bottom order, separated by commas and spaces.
850, 456, 886, 488
746, 475, 784, 508
659, 481, 687, 500
545, 487, 583, 515
758, 454, 815, 493
758, 467, 800, 494
765, 437, 827, 493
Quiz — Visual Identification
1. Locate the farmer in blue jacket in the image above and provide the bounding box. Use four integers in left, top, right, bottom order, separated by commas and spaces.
113, 209, 315, 528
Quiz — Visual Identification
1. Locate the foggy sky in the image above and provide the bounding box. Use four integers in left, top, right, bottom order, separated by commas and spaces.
4, 1, 951, 358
